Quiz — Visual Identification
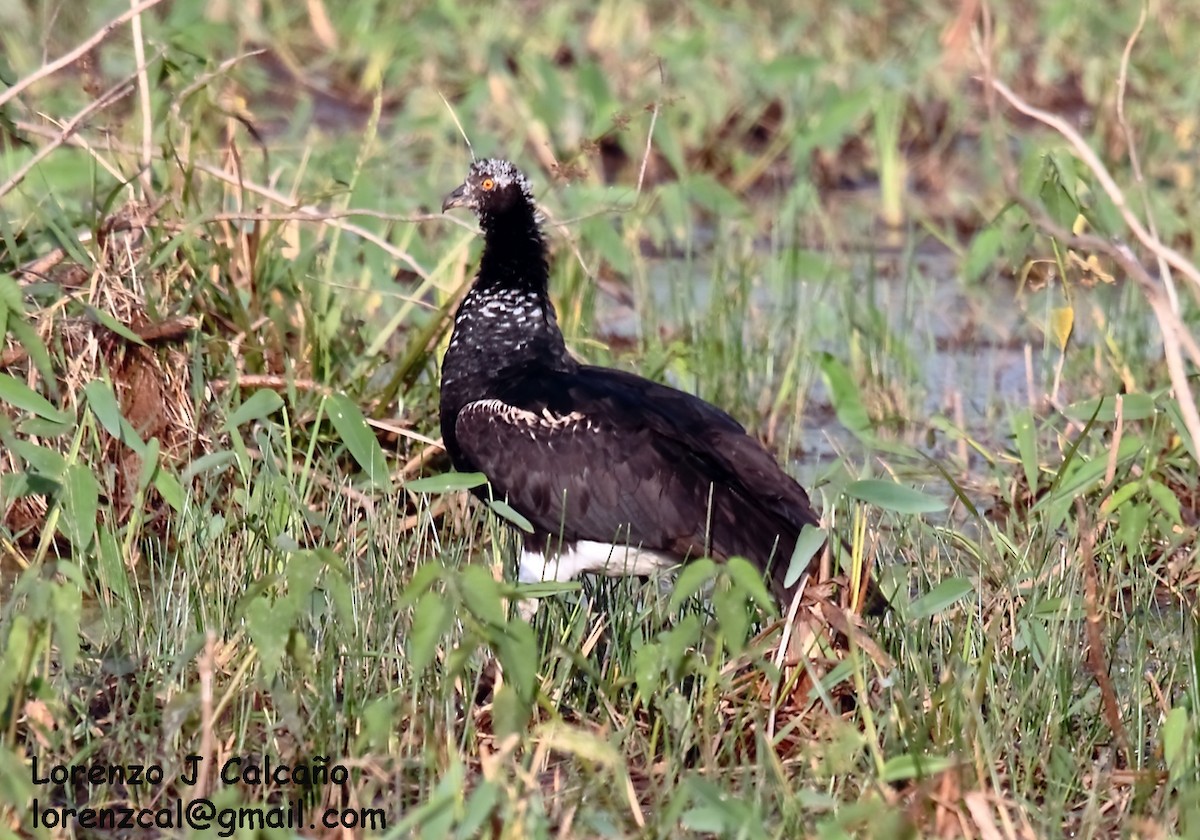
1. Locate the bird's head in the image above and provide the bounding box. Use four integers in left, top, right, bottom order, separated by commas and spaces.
441, 159, 536, 224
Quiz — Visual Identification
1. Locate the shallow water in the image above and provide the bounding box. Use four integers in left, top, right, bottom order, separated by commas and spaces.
593, 243, 1138, 494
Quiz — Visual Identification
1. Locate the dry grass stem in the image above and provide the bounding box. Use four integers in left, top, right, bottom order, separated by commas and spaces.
129, 0, 154, 197
0, 0, 168, 112
979, 51, 1200, 461
988, 79, 1200, 297
0, 80, 137, 200
1114, 6, 1178, 314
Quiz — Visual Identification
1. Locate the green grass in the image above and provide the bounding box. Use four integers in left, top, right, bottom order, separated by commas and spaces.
2, 0, 1199, 837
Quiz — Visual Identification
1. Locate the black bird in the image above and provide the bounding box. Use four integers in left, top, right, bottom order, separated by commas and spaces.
439, 159, 831, 611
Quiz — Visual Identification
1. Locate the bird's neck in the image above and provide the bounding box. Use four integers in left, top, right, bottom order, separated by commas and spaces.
440, 208, 575, 414
475, 207, 549, 296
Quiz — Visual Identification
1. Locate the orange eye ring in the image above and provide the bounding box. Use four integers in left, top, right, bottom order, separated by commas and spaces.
481, 177, 495, 191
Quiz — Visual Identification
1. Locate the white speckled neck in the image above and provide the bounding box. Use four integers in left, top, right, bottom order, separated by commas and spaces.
447, 286, 552, 358
439, 284, 576, 411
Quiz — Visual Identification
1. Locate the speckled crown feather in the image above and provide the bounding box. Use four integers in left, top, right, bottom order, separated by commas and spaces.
470, 158, 535, 203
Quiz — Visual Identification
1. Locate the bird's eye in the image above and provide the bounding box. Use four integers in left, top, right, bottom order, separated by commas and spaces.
481, 178, 495, 191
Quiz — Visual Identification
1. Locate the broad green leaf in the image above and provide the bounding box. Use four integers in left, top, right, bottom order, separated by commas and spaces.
1016, 616, 1049, 656
83, 379, 125, 438
1011, 407, 1038, 494
688, 174, 744, 220
1145, 479, 1183, 526
1018, 148, 1047, 197
0, 274, 15, 336
1163, 707, 1189, 778
724, 556, 775, 612
96, 525, 132, 606
456, 781, 500, 840
154, 468, 185, 512
397, 563, 444, 609
634, 641, 664, 697
785, 525, 825, 587
681, 806, 731, 833
1116, 501, 1152, 555
806, 87, 872, 149
406, 472, 487, 493
582, 216, 632, 274
1062, 394, 1157, 423
1104, 480, 1141, 511
817, 353, 871, 435
180, 450, 238, 482
0, 615, 32, 710
1046, 435, 1143, 504
6, 316, 56, 393
1039, 161, 1079, 229
492, 684, 531, 739
50, 565, 83, 671
116, 417, 148, 454
845, 479, 946, 514
325, 393, 392, 491
459, 564, 506, 628
0, 373, 69, 423
496, 619, 537, 701
408, 592, 453, 677
137, 437, 161, 494
532, 723, 623, 768
58, 464, 99, 550
908, 577, 973, 620
511, 581, 579, 601
1029, 597, 1084, 621
394, 761, 462, 836
880, 753, 958, 782
226, 388, 284, 430
488, 499, 533, 532
245, 596, 286, 680
237, 574, 280, 611
279, 551, 323, 617
668, 558, 718, 611
714, 585, 749, 655
655, 127, 687, 187
760, 54, 821, 83
360, 696, 398, 753
659, 614, 702, 678
963, 224, 1005, 282
19, 416, 73, 438
9, 440, 67, 479
680, 778, 758, 836
320, 559, 355, 623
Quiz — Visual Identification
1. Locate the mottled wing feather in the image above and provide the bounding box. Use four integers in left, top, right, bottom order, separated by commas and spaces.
454, 397, 692, 547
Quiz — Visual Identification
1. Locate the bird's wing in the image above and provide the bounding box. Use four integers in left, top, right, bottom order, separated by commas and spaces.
581, 366, 820, 534
453, 392, 703, 550
453, 367, 818, 567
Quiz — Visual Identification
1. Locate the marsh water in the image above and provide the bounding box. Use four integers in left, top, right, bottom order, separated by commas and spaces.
594, 240, 1138, 495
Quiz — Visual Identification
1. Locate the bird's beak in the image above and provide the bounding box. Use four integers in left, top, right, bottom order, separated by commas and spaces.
441, 183, 470, 213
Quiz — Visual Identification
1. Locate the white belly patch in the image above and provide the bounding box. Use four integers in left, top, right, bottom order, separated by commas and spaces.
518, 540, 677, 583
